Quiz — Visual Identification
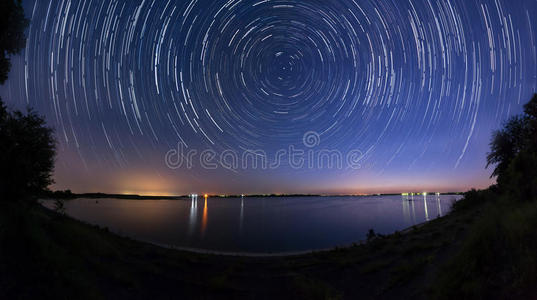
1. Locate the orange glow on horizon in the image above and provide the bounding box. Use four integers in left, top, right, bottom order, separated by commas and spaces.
113, 171, 180, 196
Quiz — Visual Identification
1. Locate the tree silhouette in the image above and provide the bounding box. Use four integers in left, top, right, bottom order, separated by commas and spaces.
486, 116, 525, 179
0, 0, 54, 201
487, 94, 537, 200
0, 0, 29, 84
524, 94, 537, 119
0, 99, 56, 201
523, 94, 537, 151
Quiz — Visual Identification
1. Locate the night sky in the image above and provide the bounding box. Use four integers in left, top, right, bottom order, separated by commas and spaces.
1, 0, 536, 195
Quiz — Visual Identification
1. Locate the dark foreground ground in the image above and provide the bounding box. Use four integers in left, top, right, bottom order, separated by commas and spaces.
1, 191, 536, 299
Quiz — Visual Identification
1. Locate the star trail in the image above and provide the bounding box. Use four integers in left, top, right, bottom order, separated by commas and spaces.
1, 0, 536, 195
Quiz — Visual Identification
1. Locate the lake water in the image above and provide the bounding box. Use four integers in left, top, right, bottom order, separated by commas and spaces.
42, 194, 461, 254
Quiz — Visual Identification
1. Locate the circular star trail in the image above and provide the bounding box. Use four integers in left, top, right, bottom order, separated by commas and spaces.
1, 0, 536, 194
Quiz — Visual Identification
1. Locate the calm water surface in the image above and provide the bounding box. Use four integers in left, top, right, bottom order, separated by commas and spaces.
42, 195, 461, 254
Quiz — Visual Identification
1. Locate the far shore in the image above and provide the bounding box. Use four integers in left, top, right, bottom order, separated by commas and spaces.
43, 191, 464, 200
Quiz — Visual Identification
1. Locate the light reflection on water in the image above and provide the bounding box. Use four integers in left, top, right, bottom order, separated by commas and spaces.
188, 194, 197, 237
42, 195, 461, 253
201, 197, 208, 236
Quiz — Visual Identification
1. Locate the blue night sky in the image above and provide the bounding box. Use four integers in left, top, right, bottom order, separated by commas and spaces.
1, 0, 536, 195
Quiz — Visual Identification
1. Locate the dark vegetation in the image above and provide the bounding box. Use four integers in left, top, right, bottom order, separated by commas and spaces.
0, 0, 27, 84
486, 94, 537, 199
1, 1, 537, 299
0, 0, 53, 203
0, 100, 55, 201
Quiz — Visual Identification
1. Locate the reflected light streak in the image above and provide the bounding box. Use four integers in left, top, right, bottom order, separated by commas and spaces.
402, 194, 410, 223
424, 193, 429, 221
201, 197, 208, 236
188, 194, 198, 237
239, 196, 244, 233
410, 196, 416, 224
436, 194, 443, 217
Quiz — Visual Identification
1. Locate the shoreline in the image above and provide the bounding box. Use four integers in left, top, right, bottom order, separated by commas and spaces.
125, 223, 429, 257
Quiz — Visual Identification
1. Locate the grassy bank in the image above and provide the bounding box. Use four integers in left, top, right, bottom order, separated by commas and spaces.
432, 191, 537, 299
1, 192, 535, 299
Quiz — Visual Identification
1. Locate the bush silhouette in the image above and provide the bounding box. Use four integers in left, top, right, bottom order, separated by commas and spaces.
0, 99, 55, 201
